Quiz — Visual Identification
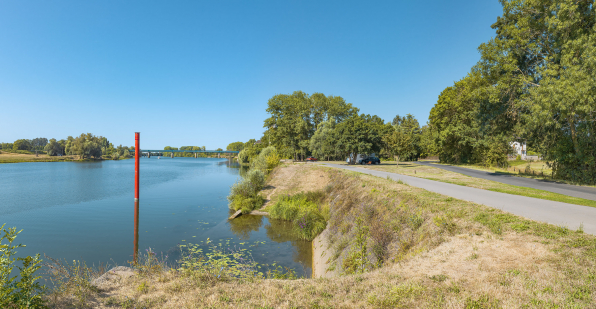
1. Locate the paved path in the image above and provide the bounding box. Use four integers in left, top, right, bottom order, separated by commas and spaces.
415, 161, 596, 201
320, 163, 596, 235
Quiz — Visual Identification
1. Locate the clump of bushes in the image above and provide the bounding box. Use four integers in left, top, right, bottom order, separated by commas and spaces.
229, 146, 281, 213
0, 224, 46, 309
250, 146, 281, 173
228, 169, 266, 213
268, 191, 328, 241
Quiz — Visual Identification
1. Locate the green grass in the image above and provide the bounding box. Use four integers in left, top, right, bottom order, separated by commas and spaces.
360, 162, 596, 208
487, 186, 596, 208
268, 191, 328, 241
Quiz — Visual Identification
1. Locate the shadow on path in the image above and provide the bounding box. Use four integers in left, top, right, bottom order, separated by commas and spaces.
415, 161, 596, 201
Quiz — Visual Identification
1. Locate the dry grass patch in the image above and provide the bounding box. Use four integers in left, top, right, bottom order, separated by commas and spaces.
261, 163, 330, 208
0, 151, 77, 163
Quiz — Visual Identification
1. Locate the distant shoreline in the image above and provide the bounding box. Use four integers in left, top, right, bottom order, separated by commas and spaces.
0, 151, 133, 164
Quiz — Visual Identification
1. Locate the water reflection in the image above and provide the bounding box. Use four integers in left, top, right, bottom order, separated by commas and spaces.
228, 213, 264, 240
265, 219, 312, 268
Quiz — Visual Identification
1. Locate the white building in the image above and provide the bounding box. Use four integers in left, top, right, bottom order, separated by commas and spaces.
510, 141, 526, 160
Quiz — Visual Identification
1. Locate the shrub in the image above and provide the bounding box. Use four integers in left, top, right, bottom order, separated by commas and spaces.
237, 149, 249, 165
250, 146, 280, 173
246, 169, 265, 190
228, 169, 266, 213
0, 224, 46, 309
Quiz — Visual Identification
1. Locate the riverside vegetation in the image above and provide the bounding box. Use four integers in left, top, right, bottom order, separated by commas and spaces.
227, 146, 280, 213
3, 163, 595, 308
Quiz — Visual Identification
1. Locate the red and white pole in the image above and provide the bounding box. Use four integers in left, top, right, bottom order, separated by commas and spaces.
135, 132, 140, 201
133, 132, 140, 263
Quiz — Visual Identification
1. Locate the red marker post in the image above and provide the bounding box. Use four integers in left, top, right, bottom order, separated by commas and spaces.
133, 132, 140, 263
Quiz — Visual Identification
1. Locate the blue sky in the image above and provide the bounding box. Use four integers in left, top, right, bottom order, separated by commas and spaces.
0, 0, 503, 149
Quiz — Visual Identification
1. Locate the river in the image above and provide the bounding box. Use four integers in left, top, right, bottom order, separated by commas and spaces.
0, 157, 312, 277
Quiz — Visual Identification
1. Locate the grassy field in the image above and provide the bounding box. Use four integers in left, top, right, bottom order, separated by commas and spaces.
436, 160, 596, 187
330, 161, 596, 208
44, 163, 596, 308
0, 151, 77, 163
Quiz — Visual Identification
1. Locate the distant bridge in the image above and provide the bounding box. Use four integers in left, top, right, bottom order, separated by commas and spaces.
129, 149, 239, 158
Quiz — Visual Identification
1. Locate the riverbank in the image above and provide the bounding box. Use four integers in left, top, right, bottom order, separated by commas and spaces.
45, 163, 596, 308
0, 151, 134, 163
0, 151, 76, 163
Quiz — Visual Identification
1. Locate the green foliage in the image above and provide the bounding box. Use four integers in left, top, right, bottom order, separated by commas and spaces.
250, 146, 280, 173
12, 139, 32, 151
264, 91, 359, 160
333, 113, 388, 163
65, 133, 104, 159
44, 138, 63, 156
178, 239, 263, 280
226, 141, 244, 152
237, 149, 249, 165
309, 117, 336, 160
1, 143, 14, 150
428, 1, 596, 183
268, 192, 327, 241
342, 217, 370, 274
429, 73, 484, 164
228, 169, 265, 213
0, 224, 46, 309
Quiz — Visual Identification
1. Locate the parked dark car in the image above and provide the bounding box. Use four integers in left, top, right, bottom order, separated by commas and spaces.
358, 156, 380, 164
306, 156, 318, 162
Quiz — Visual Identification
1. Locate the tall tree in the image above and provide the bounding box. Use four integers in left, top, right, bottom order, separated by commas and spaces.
309, 117, 336, 161
383, 126, 413, 167
226, 142, 244, 152
332, 114, 387, 164
264, 91, 358, 160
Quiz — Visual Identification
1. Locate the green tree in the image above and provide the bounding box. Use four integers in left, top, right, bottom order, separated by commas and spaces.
429, 74, 484, 164
391, 114, 421, 161
66, 134, 103, 159
44, 138, 63, 156
332, 114, 387, 164
309, 117, 336, 161
264, 91, 358, 161
30, 138, 48, 153
383, 126, 412, 167
12, 139, 32, 151
226, 142, 244, 152
418, 125, 439, 158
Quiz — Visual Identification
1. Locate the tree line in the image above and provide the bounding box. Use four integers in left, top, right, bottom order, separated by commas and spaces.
1, 134, 134, 160
161, 146, 225, 157
428, 0, 596, 183
227, 91, 435, 166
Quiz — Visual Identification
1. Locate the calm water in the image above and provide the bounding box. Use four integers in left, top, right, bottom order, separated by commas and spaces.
0, 157, 312, 277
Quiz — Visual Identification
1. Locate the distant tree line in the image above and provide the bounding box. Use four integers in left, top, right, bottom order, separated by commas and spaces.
162, 146, 217, 157
229, 91, 436, 165
1, 134, 134, 160
428, 0, 596, 183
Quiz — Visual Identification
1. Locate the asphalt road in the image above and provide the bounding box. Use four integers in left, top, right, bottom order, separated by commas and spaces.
415, 161, 596, 201
320, 163, 596, 235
